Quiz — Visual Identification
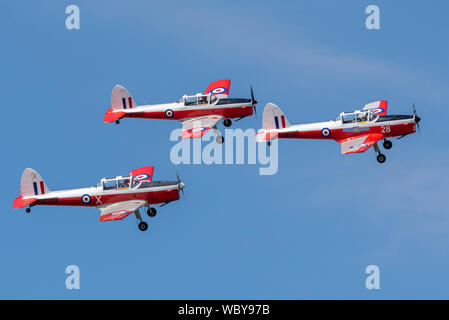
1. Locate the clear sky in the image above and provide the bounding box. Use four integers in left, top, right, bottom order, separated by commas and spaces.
1, 0, 449, 299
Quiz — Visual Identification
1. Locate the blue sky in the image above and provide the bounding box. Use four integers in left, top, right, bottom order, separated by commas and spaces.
1, 0, 449, 299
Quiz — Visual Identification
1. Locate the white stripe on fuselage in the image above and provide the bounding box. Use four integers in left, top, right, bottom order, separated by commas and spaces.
275, 118, 413, 134
113, 101, 249, 115
22, 184, 179, 200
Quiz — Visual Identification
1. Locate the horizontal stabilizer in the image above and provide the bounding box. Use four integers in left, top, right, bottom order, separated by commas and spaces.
104, 108, 126, 123
12, 195, 37, 208
256, 129, 279, 142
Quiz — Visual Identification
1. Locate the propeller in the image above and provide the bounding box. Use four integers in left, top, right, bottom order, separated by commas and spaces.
412, 103, 421, 133
251, 86, 258, 118
159, 172, 185, 207
176, 171, 185, 196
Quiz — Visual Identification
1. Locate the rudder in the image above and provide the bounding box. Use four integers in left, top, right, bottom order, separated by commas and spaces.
111, 85, 137, 111
20, 168, 50, 197
262, 103, 290, 130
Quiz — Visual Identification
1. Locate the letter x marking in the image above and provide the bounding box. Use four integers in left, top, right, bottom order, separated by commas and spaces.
95, 196, 102, 205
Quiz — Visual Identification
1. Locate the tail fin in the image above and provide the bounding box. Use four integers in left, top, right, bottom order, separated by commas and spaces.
13, 168, 49, 208
262, 103, 290, 130
256, 103, 289, 142
111, 85, 137, 111
21, 168, 50, 197
104, 85, 137, 123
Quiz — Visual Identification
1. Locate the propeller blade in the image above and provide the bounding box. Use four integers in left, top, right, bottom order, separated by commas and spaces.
251, 86, 258, 118
176, 171, 185, 193
412, 103, 421, 133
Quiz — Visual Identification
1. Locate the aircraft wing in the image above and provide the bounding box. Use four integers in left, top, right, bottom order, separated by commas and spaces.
98, 200, 147, 222
130, 166, 154, 182
204, 79, 231, 98
180, 115, 223, 139
362, 100, 388, 116
338, 134, 383, 154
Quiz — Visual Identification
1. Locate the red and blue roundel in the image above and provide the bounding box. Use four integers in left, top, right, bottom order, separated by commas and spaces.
350, 143, 369, 149
187, 127, 208, 134
135, 174, 151, 181
165, 109, 174, 118
81, 194, 91, 204
321, 128, 331, 137
371, 108, 385, 114
210, 87, 228, 95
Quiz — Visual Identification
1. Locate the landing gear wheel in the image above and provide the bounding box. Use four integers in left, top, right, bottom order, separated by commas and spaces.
26, 208, 31, 213
267, 141, 272, 147
377, 153, 386, 163
147, 207, 157, 217
138, 221, 148, 231
223, 119, 232, 127
115, 120, 120, 125
216, 135, 224, 144
383, 140, 392, 149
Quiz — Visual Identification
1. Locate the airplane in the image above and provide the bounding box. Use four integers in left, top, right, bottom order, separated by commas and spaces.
104, 79, 258, 143
256, 100, 421, 163
12, 166, 185, 231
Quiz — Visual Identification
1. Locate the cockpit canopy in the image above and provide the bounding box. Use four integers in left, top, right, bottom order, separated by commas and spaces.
99, 176, 132, 190
334, 110, 378, 123
97, 175, 177, 191
180, 93, 217, 106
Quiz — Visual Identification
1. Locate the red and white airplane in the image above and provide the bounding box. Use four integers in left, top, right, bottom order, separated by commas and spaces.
12, 166, 185, 231
257, 101, 421, 163
104, 79, 257, 143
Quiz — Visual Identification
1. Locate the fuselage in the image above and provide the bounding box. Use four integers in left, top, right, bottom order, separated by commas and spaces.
276, 115, 416, 141
111, 98, 253, 121
21, 180, 181, 208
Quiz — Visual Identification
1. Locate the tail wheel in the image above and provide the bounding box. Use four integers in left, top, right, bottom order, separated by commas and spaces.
216, 136, 224, 144
376, 154, 386, 163
147, 207, 157, 217
138, 221, 148, 231
26, 208, 31, 213
115, 120, 120, 125
383, 140, 392, 149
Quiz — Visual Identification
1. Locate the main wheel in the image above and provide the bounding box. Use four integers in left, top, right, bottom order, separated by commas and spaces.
376, 153, 386, 163
138, 221, 148, 231
216, 135, 224, 144
383, 140, 392, 149
26, 208, 31, 213
115, 120, 120, 125
223, 119, 232, 127
267, 141, 272, 147
147, 207, 157, 217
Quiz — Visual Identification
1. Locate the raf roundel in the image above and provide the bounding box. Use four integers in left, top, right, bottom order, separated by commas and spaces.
188, 127, 208, 133
210, 87, 227, 95
165, 109, 174, 118
81, 194, 91, 204
135, 174, 151, 181
371, 108, 384, 114
321, 128, 331, 137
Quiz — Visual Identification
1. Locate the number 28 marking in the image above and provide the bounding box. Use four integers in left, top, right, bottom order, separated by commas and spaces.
381, 125, 391, 133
